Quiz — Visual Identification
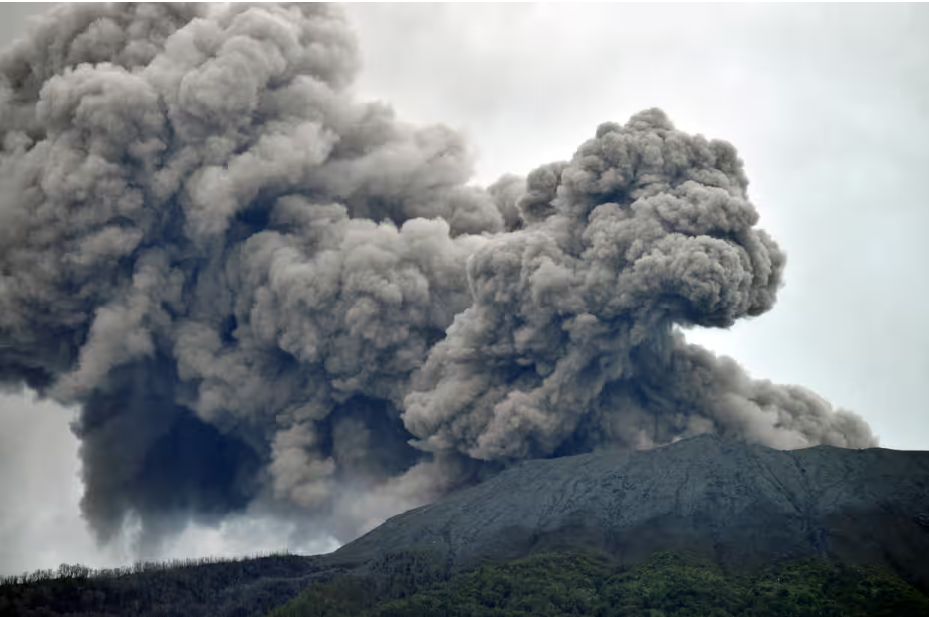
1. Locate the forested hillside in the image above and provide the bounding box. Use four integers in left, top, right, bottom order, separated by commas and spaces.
269, 550, 929, 617
4, 548, 928, 616
0, 553, 324, 617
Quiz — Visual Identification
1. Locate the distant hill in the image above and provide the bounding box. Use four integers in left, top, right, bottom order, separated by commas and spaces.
0, 553, 330, 617
4, 434, 929, 616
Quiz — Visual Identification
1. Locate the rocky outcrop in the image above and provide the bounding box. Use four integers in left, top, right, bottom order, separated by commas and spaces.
329, 434, 929, 587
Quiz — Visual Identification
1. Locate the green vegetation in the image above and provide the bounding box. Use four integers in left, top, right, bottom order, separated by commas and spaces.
0, 552, 320, 617
4, 548, 927, 616
269, 550, 929, 617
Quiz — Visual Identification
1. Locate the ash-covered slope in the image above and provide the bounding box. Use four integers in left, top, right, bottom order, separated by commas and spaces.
332, 434, 929, 583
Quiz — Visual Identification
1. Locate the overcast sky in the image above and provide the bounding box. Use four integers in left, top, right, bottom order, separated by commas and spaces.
1, 2, 928, 576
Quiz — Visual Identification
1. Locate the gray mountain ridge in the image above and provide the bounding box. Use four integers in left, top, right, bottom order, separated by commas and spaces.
326, 433, 929, 587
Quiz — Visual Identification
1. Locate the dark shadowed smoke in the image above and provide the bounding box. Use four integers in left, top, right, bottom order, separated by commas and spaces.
0, 3, 876, 550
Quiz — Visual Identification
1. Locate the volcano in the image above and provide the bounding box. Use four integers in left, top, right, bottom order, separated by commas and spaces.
332, 434, 929, 584
5, 434, 929, 616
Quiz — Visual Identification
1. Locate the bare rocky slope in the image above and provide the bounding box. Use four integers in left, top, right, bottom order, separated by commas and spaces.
328, 434, 929, 587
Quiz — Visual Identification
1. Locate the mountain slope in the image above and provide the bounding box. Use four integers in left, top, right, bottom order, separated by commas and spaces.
271, 549, 929, 617
5, 434, 929, 616
332, 434, 929, 586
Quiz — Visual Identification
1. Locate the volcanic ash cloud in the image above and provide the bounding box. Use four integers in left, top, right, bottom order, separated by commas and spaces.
0, 2, 876, 548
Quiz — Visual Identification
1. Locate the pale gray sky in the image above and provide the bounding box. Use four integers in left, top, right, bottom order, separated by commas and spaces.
1, 2, 927, 575
341, 3, 929, 451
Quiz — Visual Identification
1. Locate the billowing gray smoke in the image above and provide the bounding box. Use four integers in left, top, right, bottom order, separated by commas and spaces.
0, 3, 875, 549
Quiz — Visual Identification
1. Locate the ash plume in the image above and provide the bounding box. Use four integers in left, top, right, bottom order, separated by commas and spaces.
0, 3, 876, 549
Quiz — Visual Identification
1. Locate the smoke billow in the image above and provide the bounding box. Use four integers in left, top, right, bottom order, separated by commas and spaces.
0, 3, 875, 549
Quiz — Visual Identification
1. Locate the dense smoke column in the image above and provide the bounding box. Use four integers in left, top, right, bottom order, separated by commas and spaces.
404, 109, 876, 459
0, 2, 875, 549
0, 2, 499, 544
